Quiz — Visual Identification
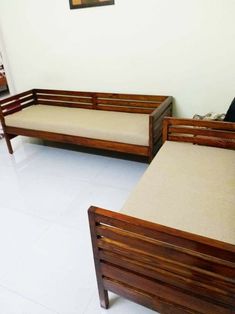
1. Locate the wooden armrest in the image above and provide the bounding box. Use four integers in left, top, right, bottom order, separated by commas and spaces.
0, 90, 35, 118
88, 206, 235, 313
150, 96, 173, 120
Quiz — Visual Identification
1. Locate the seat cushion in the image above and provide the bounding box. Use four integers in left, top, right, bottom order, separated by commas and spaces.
5, 105, 149, 146
122, 141, 235, 244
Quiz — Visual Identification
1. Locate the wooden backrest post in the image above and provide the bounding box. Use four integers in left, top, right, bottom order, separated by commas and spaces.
162, 117, 170, 143
33, 89, 38, 104
148, 115, 154, 162
92, 94, 98, 110
88, 207, 109, 309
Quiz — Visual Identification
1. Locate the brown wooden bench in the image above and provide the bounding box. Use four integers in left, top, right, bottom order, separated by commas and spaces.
0, 89, 173, 160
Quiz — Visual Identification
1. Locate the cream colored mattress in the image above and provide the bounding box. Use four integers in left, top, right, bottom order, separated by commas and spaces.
5, 105, 149, 146
122, 141, 235, 245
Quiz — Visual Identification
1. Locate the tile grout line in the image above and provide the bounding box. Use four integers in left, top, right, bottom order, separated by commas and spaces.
0, 283, 61, 314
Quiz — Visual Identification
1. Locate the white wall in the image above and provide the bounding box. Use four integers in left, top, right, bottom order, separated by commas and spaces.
0, 0, 234, 116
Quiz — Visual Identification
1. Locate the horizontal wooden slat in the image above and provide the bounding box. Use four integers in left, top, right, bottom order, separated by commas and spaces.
97, 238, 235, 282
101, 263, 231, 313
89, 206, 235, 314
35, 89, 167, 102
97, 92, 167, 102
169, 126, 235, 140
168, 135, 235, 149
96, 105, 152, 114
97, 237, 235, 288
164, 117, 235, 130
163, 117, 235, 149
2, 95, 34, 110
97, 98, 161, 108
37, 100, 93, 109
92, 209, 235, 260
96, 225, 235, 269
36, 94, 93, 104
0, 90, 34, 106
4, 102, 34, 116
35, 88, 94, 97
35, 89, 168, 101
103, 277, 196, 314
99, 250, 234, 304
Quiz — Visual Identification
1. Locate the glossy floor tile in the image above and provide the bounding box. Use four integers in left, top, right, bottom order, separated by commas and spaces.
0, 286, 58, 314
85, 291, 156, 314
0, 137, 155, 314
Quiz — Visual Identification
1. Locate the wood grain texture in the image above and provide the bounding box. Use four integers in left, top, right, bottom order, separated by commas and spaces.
163, 117, 235, 149
0, 89, 172, 158
4, 126, 149, 156
88, 207, 235, 314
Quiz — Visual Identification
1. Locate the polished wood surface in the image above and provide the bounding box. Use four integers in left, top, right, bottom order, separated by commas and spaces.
163, 117, 235, 149
0, 89, 173, 159
89, 206, 235, 314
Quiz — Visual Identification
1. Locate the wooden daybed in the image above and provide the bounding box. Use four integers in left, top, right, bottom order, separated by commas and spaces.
0, 89, 172, 160
89, 117, 235, 314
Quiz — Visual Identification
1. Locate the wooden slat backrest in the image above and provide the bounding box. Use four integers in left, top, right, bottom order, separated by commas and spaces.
96, 93, 164, 114
0, 89, 170, 116
89, 206, 235, 314
0, 90, 35, 117
34, 89, 168, 114
35, 89, 93, 109
163, 117, 235, 149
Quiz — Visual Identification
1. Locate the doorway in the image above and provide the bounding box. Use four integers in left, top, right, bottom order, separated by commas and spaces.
0, 51, 9, 98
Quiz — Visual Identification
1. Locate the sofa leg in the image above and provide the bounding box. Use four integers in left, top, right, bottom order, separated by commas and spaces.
148, 153, 153, 163
99, 289, 109, 309
88, 207, 109, 309
5, 134, 13, 154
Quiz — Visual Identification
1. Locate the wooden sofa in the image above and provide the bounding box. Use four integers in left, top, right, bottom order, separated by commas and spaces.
89, 117, 235, 314
0, 89, 172, 160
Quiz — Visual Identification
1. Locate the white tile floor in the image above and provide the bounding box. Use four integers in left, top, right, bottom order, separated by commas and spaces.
0, 136, 157, 314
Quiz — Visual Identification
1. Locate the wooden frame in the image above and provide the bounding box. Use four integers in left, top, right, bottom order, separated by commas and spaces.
69, 0, 114, 10
163, 117, 235, 149
89, 118, 235, 314
0, 89, 173, 160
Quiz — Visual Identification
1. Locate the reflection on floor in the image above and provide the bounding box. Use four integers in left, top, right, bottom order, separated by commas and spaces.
0, 137, 157, 314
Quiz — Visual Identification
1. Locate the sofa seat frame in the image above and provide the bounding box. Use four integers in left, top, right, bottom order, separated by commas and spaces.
0, 89, 173, 160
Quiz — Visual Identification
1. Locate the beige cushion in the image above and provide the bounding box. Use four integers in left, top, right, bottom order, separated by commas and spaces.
122, 141, 235, 245
5, 105, 149, 146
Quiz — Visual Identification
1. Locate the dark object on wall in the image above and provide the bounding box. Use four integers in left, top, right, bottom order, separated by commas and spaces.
0, 63, 9, 94
224, 98, 235, 122
69, 0, 114, 9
